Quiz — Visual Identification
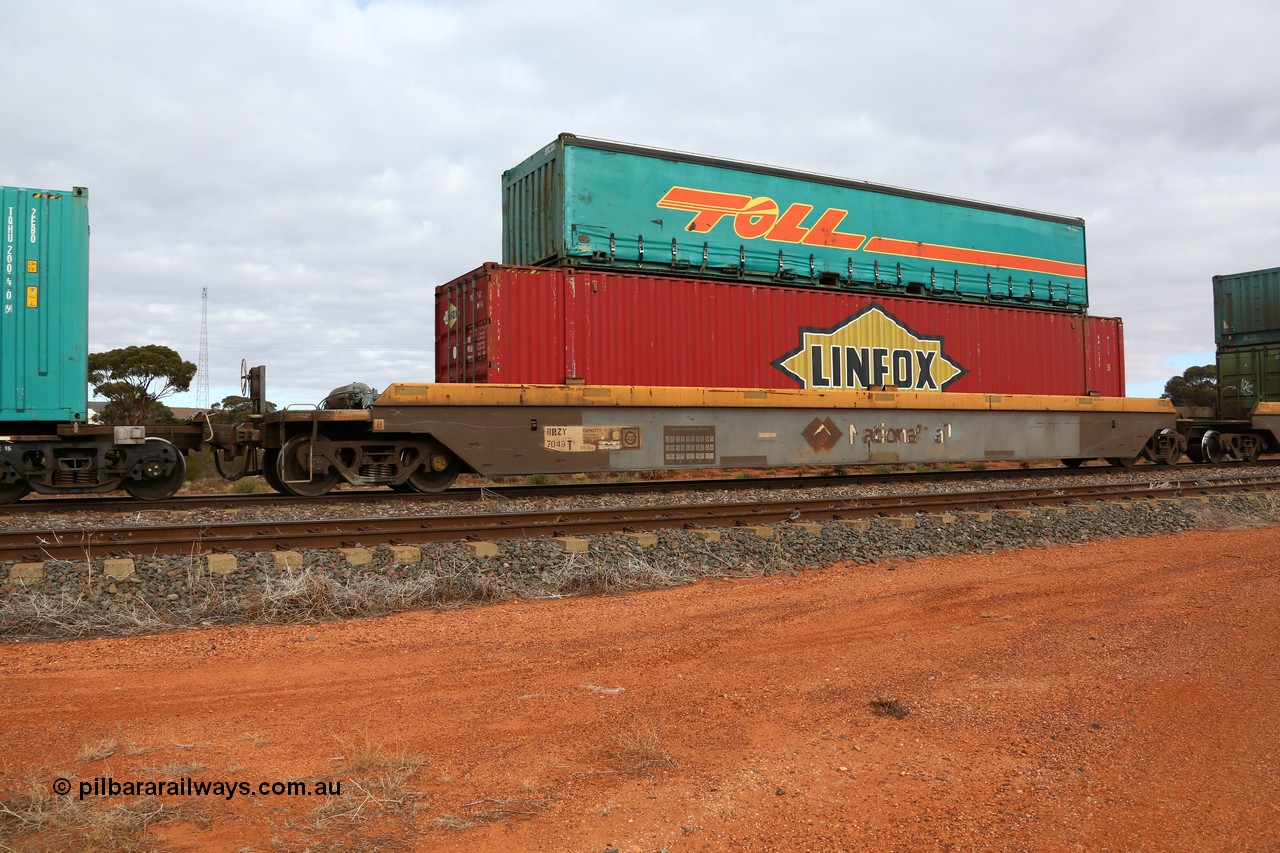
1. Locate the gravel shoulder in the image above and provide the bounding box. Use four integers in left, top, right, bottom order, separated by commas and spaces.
3, 523, 1279, 851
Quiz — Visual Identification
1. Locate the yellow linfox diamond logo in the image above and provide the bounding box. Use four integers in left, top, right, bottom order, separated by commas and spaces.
772, 304, 966, 391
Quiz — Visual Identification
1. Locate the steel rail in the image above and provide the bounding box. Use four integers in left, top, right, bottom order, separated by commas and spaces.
3, 476, 1278, 562
5, 459, 1278, 514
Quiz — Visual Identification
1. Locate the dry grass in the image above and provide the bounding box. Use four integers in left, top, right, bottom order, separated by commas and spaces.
434, 796, 549, 832
1, 533, 771, 643
432, 813, 477, 831
253, 564, 509, 623
140, 762, 207, 777
1183, 498, 1280, 531
295, 729, 548, 843
0, 560, 513, 641
0, 555, 667, 641
539, 552, 689, 597
608, 724, 677, 776
333, 735, 424, 798
76, 739, 120, 762
0, 780, 204, 852
870, 697, 910, 719
300, 733, 428, 844
0, 592, 171, 641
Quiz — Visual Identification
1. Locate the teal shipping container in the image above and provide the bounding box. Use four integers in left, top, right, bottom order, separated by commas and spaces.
0, 185, 89, 424
504, 134, 1088, 311
1213, 266, 1280, 347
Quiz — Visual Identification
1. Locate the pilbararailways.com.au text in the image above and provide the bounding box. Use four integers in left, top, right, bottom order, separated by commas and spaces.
55, 776, 341, 801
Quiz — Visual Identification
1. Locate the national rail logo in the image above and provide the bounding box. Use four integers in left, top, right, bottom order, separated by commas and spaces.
771, 305, 966, 391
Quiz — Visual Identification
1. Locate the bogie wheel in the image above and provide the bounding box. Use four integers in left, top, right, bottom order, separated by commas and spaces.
1154, 428, 1182, 465
1060, 458, 1088, 468
261, 449, 284, 493
123, 438, 188, 501
1200, 430, 1226, 465
0, 479, 30, 504
276, 435, 340, 497
1106, 455, 1139, 468
1239, 438, 1262, 464
405, 453, 461, 493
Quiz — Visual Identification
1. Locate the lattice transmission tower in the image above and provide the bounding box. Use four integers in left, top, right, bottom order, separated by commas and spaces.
196, 287, 210, 410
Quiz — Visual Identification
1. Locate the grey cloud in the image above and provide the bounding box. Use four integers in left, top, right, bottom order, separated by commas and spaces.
2, 0, 1277, 404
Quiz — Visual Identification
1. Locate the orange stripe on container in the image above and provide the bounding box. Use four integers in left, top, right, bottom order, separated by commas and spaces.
655, 186, 751, 213
864, 237, 1086, 279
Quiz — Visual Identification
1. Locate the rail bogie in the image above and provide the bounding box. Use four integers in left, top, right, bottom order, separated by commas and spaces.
213, 407, 465, 498
1177, 409, 1280, 464
0, 426, 202, 502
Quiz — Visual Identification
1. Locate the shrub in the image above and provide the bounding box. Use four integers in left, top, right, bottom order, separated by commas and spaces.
229, 477, 270, 494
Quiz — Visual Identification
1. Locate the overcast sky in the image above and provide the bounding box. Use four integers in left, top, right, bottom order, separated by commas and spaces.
4, 0, 1278, 407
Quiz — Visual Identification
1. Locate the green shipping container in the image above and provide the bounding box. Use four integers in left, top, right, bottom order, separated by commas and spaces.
0, 185, 89, 424
1213, 266, 1280, 347
1217, 344, 1280, 420
504, 134, 1089, 310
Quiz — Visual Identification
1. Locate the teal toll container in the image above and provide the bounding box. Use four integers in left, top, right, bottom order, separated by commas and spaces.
503, 134, 1088, 310
1213, 267, 1280, 348
0, 186, 89, 424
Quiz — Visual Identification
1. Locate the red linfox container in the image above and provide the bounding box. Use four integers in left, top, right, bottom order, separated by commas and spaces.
435, 263, 1125, 397
1084, 314, 1125, 400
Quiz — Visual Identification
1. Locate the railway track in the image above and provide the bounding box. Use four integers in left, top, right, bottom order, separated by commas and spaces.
4, 474, 1279, 562
6, 460, 1279, 514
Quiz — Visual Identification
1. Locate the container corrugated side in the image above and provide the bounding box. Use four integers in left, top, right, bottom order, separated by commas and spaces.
435, 264, 1122, 396
502, 134, 1089, 311
501, 140, 563, 267
1085, 314, 1125, 398
1213, 267, 1280, 347
436, 265, 568, 384
1217, 343, 1280, 420
0, 186, 89, 424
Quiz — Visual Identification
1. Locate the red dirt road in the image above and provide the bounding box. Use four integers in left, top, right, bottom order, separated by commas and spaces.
3, 528, 1279, 851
